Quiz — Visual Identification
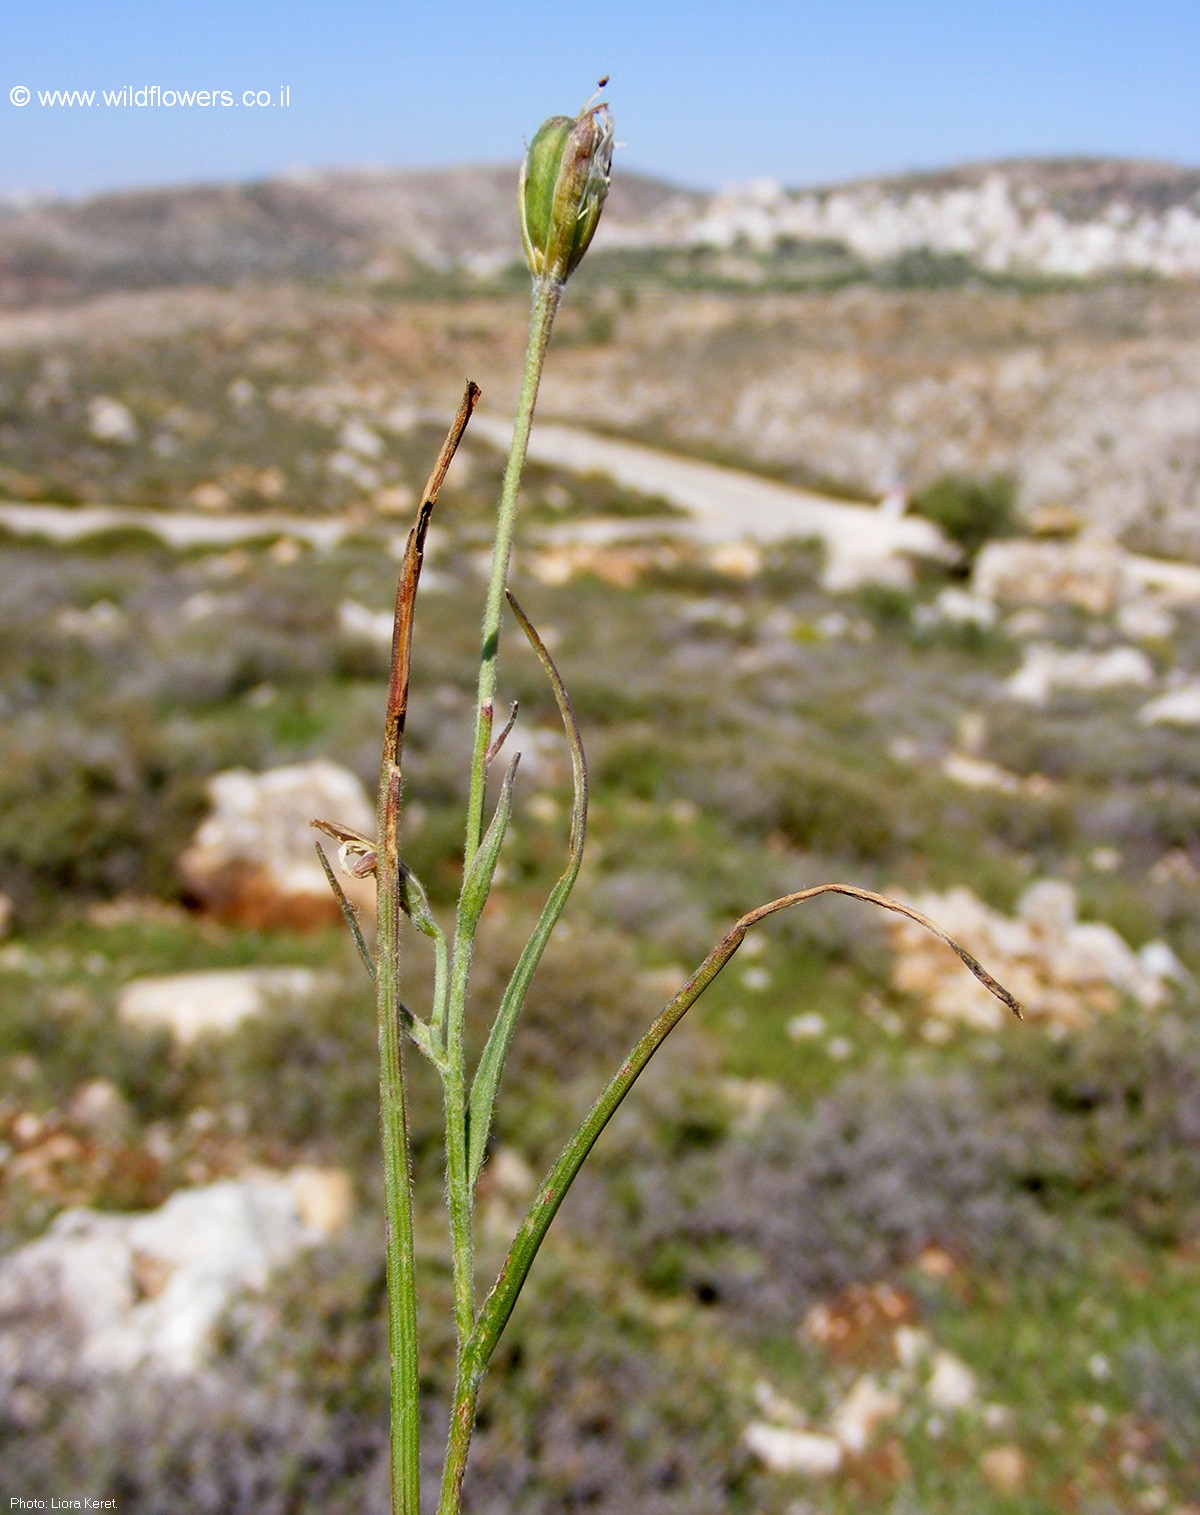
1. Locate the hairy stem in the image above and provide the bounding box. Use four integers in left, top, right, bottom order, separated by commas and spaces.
435, 276, 562, 1514
377, 385, 478, 1514
376, 802, 421, 1515
438, 1357, 482, 1515
442, 938, 477, 1345
462, 274, 561, 868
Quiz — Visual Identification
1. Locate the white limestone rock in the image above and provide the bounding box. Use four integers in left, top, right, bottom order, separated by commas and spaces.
179, 760, 375, 928
926, 1351, 979, 1412
889, 878, 1172, 1030
829, 1374, 902, 1453
916, 586, 997, 629
1003, 643, 1154, 704
743, 1423, 843, 1476
117, 967, 317, 1045
941, 753, 1022, 795
338, 600, 395, 647
0, 1170, 352, 1392
1140, 683, 1200, 727
973, 536, 1128, 615
86, 396, 138, 445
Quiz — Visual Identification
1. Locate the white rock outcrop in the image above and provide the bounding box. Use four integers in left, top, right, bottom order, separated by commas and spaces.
926, 1350, 979, 1412
743, 1423, 844, 1476
117, 967, 318, 1044
940, 753, 1022, 795
0, 1170, 353, 1390
888, 879, 1175, 1030
915, 586, 997, 629
610, 169, 1200, 279
747, 1330, 984, 1478
338, 599, 395, 647
86, 395, 138, 445
1140, 683, 1200, 727
179, 760, 375, 928
973, 536, 1127, 615
1003, 643, 1154, 704
829, 1374, 903, 1453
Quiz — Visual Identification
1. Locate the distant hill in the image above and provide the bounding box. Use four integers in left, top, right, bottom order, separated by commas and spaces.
627, 158, 1200, 280
830, 157, 1200, 220
1, 156, 1197, 305
0, 166, 701, 305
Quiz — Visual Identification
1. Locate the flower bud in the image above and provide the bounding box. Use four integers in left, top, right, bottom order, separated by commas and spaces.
519, 95, 614, 285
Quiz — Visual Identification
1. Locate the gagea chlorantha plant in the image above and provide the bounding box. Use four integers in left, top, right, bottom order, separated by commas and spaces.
311, 81, 1021, 1515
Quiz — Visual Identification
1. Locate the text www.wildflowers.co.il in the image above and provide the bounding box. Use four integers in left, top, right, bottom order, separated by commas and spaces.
8, 84, 291, 109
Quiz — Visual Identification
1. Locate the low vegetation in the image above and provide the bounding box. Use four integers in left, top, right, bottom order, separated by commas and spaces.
2, 167, 1199, 1504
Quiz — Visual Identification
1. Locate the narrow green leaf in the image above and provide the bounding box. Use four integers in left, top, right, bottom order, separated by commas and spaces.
399, 860, 441, 941
465, 881, 1021, 1374
314, 841, 376, 981
458, 753, 520, 935
397, 997, 444, 1068
467, 592, 588, 1188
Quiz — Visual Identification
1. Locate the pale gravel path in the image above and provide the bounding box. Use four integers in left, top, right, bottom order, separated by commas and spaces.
466, 414, 953, 585
2, 413, 951, 586
4, 444, 1198, 609
0, 414, 952, 586
0, 500, 356, 550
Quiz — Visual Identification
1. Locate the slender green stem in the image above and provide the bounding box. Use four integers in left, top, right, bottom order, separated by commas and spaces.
373, 383, 479, 1515
434, 275, 561, 1515
443, 753, 520, 1345
438, 1357, 483, 1515
430, 917, 450, 1045
442, 931, 476, 1345
466, 591, 589, 1190
376, 775, 421, 1515
462, 274, 562, 869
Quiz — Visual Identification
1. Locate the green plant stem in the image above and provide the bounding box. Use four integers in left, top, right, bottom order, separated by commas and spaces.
430, 916, 450, 1042
438, 1354, 483, 1515
462, 274, 562, 869
466, 591, 588, 1190
434, 275, 561, 1515
373, 384, 479, 1515
442, 754, 520, 1349
442, 935, 477, 1346
376, 775, 421, 1515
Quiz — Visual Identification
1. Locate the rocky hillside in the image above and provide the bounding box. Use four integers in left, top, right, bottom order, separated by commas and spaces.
534, 281, 1200, 540
0, 166, 700, 305
2, 156, 1198, 307
616, 158, 1200, 279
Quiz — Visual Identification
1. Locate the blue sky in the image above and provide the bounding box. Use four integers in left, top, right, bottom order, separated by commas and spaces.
3, 1, 1198, 198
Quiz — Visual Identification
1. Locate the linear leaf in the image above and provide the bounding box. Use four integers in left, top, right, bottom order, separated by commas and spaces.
457, 754, 520, 936
467, 592, 588, 1188
465, 881, 1021, 1372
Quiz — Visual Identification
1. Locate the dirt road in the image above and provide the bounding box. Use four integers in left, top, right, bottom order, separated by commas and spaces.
467, 415, 952, 586
0, 418, 951, 587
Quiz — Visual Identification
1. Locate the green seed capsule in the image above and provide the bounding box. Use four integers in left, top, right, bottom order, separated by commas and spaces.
519, 98, 614, 284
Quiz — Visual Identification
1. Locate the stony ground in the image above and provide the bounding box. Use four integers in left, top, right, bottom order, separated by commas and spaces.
1, 273, 1200, 1513
3, 276, 1200, 551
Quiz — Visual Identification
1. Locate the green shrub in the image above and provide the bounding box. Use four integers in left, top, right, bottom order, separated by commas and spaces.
910, 471, 1018, 560
0, 717, 205, 921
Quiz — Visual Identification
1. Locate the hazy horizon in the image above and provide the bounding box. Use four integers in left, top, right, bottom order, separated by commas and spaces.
5, 147, 1200, 212
4, 0, 1199, 201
